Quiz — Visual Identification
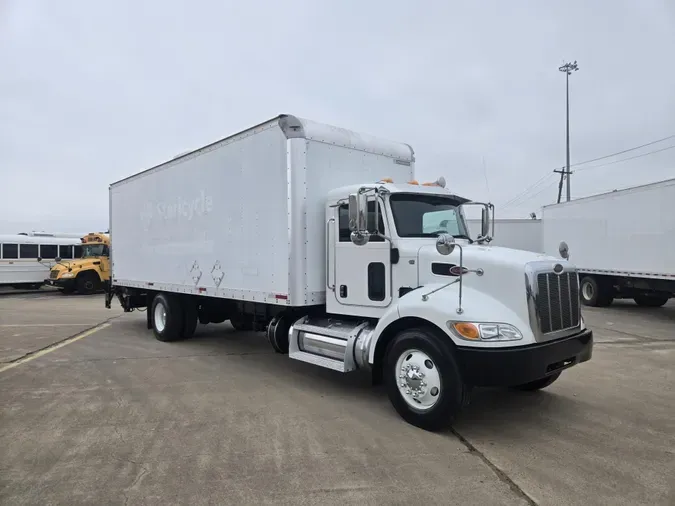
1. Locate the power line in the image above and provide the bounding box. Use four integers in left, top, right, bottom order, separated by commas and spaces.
500, 172, 556, 209
500, 133, 675, 210
503, 177, 559, 211
576, 143, 675, 172
570, 134, 675, 168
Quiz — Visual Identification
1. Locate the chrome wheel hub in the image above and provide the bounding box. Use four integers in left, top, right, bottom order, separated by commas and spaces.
394, 349, 442, 411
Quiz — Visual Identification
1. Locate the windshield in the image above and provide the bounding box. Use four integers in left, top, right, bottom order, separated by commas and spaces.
81, 244, 108, 258
389, 194, 469, 238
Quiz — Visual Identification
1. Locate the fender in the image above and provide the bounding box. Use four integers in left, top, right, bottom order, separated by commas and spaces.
367, 282, 536, 364
76, 268, 104, 282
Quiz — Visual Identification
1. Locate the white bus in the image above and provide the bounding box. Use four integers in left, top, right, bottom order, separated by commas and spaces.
18, 231, 88, 239
0, 234, 83, 289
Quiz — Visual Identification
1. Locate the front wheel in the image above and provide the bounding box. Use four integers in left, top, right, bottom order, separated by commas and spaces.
76, 272, 100, 295
384, 328, 468, 432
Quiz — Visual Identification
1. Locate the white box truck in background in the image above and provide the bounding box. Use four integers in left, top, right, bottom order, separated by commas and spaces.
467, 219, 543, 253
106, 114, 593, 431
542, 178, 675, 307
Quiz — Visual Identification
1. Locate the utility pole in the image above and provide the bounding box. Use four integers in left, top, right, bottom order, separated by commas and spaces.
553, 168, 565, 203
558, 60, 579, 201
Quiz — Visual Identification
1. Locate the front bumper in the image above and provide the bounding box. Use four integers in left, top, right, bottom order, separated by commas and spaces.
44, 278, 75, 290
456, 328, 593, 387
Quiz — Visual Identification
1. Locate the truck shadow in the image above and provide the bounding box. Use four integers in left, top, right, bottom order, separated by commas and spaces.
117, 317, 587, 437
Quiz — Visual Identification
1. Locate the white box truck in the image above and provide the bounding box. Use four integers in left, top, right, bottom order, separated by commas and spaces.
106, 114, 593, 431
467, 219, 543, 253
541, 178, 675, 307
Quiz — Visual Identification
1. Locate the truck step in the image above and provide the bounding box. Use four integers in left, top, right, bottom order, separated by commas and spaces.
288, 350, 350, 372
288, 316, 374, 373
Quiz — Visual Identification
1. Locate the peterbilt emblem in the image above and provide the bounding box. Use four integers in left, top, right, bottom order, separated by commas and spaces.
553, 263, 564, 274
449, 265, 469, 276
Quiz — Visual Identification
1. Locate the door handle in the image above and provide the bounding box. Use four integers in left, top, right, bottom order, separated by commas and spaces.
326, 219, 335, 290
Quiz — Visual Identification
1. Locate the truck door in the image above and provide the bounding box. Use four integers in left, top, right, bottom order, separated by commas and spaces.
333, 199, 392, 308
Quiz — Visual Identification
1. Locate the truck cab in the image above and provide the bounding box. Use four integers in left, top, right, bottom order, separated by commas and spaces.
284, 177, 593, 429
45, 232, 110, 294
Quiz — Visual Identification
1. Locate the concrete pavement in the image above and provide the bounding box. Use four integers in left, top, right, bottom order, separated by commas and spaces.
0, 295, 673, 505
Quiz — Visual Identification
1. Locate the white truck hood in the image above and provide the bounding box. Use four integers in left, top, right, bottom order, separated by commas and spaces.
412, 243, 572, 337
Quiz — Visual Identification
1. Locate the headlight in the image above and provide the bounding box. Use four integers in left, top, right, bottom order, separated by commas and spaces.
60, 272, 75, 278
448, 321, 523, 342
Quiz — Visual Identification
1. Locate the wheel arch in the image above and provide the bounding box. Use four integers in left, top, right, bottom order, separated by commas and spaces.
370, 316, 454, 385
76, 268, 103, 281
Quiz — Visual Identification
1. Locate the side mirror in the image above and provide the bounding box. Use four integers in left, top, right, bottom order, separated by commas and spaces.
348, 193, 368, 231
436, 234, 456, 255
55, 257, 62, 262
558, 241, 570, 260
481, 208, 490, 238
348, 192, 370, 246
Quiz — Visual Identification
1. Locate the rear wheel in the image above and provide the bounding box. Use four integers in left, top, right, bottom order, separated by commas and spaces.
151, 293, 184, 342
633, 293, 669, 307
580, 276, 613, 307
384, 328, 468, 432
512, 372, 561, 391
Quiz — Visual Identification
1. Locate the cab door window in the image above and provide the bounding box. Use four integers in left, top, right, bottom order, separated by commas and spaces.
337, 201, 385, 242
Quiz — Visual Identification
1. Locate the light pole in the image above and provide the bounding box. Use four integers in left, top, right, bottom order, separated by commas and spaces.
558, 60, 578, 202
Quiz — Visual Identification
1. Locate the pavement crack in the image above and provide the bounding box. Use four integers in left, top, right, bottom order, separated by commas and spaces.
113, 425, 126, 445
1, 316, 122, 365
121, 463, 151, 505
450, 428, 537, 506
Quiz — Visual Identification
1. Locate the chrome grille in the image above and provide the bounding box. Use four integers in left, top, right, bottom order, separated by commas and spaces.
536, 271, 580, 334
50, 270, 59, 279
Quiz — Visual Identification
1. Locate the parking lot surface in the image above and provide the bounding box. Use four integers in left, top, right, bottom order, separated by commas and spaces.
1, 293, 673, 505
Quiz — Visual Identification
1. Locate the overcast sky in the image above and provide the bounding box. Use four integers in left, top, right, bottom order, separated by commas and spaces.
1, 0, 674, 234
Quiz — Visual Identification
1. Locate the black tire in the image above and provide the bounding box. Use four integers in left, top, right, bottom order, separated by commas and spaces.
267, 315, 290, 354
76, 272, 100, 295
230, 314, 254, 331
150, 293, 184, 342
512, 372, 561, 391
181, 299, 198, 339
60, 286, 75, 295
384, 327, 468, 432
580, 276, 613, 307
633, 293, 669, 307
